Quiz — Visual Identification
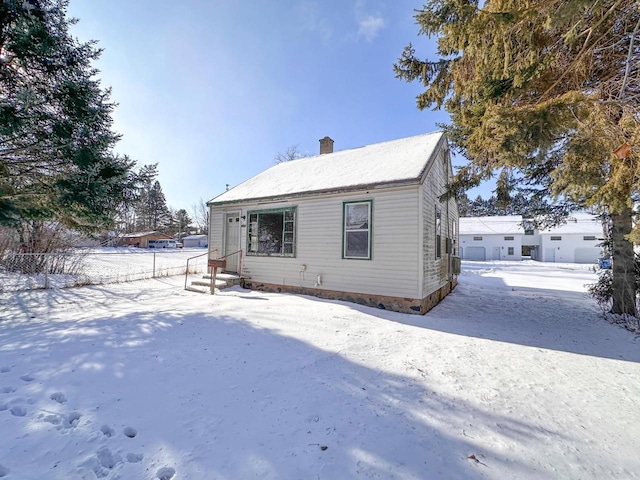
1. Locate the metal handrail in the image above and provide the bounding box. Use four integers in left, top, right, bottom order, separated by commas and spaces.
206, 249, 243, 294
215, 249, 243, 277
184, 249, 218, 289
184, 248, 243, 293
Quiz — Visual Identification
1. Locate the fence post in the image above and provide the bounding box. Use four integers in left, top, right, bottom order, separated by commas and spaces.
153, 252, 156, 278
44, 254, 49, 289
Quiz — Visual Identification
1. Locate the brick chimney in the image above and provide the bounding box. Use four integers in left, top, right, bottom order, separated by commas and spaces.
319, 136, 334, 155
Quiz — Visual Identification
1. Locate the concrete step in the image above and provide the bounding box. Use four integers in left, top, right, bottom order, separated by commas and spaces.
185, 273, 243, 294
185, 285, 209, 294
202, 273, 242, 288
192, 279, 227, 288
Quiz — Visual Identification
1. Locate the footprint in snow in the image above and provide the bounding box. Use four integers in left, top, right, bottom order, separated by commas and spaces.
64, 412, 81, 428
157, 467, 176, 480
0, 366, 10, 373
10, 405, 26, 417
123, 426, 137, 438
50, 392, 67, 404
100, 424, 115, 438
1, 386, 16, 394
78, 446, 123, 479
19, 374, 35, 382
126, 453, 143, 463
96, 446, 120, 469
42, 414, 61, 425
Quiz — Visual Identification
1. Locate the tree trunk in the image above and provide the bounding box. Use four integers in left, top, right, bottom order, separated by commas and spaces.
611, 209, 636, 316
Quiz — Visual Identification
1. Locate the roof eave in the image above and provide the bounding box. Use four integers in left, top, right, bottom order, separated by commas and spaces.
208, 178, 422, 207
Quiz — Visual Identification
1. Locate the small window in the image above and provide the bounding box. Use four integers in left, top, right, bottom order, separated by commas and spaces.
343, 201, 372, 259
247, 208, 296, 256
583, 235, 596, 241
473, 236, 483, 241
435, 207, 442, 259
550, 236, 562, 241
508, 247, 514, 255
524, 229, 534, 236
504, 236, 514, 241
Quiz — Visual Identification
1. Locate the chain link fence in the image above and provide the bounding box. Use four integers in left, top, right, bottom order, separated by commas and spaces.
0, 249, 209, 292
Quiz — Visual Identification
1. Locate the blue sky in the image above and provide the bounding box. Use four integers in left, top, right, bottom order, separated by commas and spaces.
67, 0, 488, 211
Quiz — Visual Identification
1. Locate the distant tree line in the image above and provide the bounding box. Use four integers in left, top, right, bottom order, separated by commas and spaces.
458, 192, 549, 218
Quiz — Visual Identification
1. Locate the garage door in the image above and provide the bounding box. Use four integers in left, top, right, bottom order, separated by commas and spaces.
574, 247, 600, 264
464, 246, 486, 261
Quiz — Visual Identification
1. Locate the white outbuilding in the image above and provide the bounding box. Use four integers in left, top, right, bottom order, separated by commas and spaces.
182, 234, 208, 248
459, 215, 524, 261
206, 132, 460, 314
535, 213, 604, 263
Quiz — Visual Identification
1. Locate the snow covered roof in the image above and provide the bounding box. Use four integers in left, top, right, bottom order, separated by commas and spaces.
539, 213, 603, 235
182, 235, 207, 240
209, 131, 445, 205
459, 216, 524, 235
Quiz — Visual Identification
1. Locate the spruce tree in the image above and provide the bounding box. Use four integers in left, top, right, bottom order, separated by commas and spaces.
0, 0, 137, 234
395, 0, 639, 315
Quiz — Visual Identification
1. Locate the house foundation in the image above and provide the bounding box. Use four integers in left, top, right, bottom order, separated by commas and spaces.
241, 278, 458, 315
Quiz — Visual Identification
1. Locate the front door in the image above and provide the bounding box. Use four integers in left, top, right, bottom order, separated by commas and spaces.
493, 247, 501, 260
224, 213, 241, 273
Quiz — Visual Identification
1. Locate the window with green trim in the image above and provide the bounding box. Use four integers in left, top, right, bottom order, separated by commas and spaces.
247, 208, 296, 256
343, 201, 372, 259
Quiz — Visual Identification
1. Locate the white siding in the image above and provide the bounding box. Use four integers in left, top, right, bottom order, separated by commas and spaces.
420, 146, 459, 297
539, 234, 601, 263
211, 187, 422, 299
459, 234, 523, 261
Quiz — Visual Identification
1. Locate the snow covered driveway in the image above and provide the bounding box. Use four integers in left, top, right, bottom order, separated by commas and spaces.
0, 261, 638, 479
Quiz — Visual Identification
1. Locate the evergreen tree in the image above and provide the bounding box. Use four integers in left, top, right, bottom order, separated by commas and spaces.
136, 180, 170, 231
395, 0, 639, 315
0, 0, 137, 234
173, 209, 192, 236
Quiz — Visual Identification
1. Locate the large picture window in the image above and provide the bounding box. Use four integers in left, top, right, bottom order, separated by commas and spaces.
343, 201, 372, 259
247, 208, 296, 256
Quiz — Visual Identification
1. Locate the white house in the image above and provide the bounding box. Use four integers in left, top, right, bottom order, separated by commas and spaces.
535, 213, 604, 263
206, 132, 459, 314
459, 216, 524, 261
182, 234, 208, 248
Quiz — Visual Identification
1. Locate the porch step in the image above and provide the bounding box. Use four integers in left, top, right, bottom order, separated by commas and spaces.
185, 285, 209, 294
201, 273, 242, 288
192, 279, 228, 288
185, 273, 242, 294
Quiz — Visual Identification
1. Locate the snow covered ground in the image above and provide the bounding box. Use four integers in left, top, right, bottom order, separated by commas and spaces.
0, 260, 638, 479
1, 247, 208, 292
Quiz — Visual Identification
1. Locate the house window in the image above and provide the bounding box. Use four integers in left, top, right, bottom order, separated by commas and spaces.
473, 236, 483, 241
435, 207, 442, 259
583, 235, 596, 241
343, 201, 372, 259
550, 236, 562, 241
247, 208, 296, 256
508, 247, 514, 255
524, 229, 534, 236
504, 236, 514, 241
